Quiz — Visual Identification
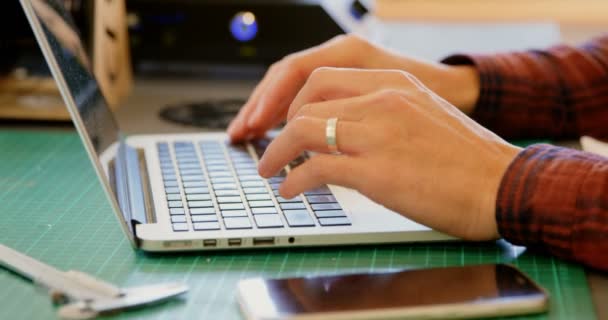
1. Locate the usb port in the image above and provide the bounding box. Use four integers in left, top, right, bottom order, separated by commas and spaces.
228, 238, 242, 246
253, 237, 275, 246
203, 239, 217, 247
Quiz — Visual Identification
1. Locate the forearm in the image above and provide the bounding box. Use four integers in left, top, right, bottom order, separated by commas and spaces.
442, 35, 608, 140
497, 144, 608, 271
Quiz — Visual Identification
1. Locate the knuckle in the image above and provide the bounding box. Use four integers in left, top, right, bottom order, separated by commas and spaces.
310, 66, 333, 79
392, 70, 417, 87
344, 34, 375, 52
306, 67, 334, 90
295, 103, 312, 117
376, 89, 406, 104
374, 89, 409, 113
289, 116, 313, 142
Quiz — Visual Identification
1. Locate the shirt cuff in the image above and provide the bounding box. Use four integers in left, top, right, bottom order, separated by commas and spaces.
495, 143, 608, 269
441, 54, 504, 130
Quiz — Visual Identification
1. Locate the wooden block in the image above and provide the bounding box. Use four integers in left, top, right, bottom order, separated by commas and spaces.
93, 0, 132, 108
0, 0, 132, 121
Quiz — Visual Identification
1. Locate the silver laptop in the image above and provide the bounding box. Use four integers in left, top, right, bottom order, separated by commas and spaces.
21, 0, 453, 251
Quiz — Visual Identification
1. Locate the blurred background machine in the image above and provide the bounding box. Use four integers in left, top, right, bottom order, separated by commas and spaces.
0, 0, 346, 126
2, 0, 606, 131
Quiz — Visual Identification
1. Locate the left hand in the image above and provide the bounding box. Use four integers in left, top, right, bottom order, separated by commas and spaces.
257, 67, 521, 241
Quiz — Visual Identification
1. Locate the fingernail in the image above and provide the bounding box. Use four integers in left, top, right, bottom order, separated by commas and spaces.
256, 158, 268, 177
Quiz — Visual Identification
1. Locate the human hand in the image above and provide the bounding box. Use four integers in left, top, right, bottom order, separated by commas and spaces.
257, 68, 520, 241
228, 34, 479, 142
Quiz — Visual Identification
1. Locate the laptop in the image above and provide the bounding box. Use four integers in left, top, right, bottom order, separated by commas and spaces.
21, 0, 454, 251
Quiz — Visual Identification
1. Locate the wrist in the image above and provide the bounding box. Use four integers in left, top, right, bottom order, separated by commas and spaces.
481, 143, 522, 240
441, 66, 480, 114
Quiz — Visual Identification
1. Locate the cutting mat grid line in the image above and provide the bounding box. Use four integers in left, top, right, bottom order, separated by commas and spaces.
0, 131, 596, 320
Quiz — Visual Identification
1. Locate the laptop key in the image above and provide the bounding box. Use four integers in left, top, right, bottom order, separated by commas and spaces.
183, 181, 206, 188
233, 163, 257, 170
221, 210, 248, 218
241, 181, 265, 188
166, 194, 181, 201
246, 193, 271, 201
311, 203, 342, 211
284, 210, 315, 227
217, 196, 242, 203
254, 214, 284, 228
304, 187, 332, 195
314, 210, 346, 218
223, 217, 252, 229
248, 200, 275, 208
186, 194, 211, 201
269, 183, 281, 190
161, 168, 176, 176
208, 171, 232, 178
193, 222, 221, 231
251, 207, 278, 215
191, 215, 218, 222
188, 200, 213, 208
280, 202, 306, 210
213, 183, 238, 190
243, 187, 268, 194
165, 187, 180, 194
181, 175, 205, 182
190, 207, 216, 215
171, 215, 187, 223
204, 159, 228, 165
318, 217, 351, 226
178, 163, 200, 170
164, 180, 179, 187
180, 169, 203, 175
238, 175, 263, 181
276, 196, 302, 203
231, 157, 255, 164
172, 223, 189, 232
177, 157, 199, 163
211, 177, 235, 184
236, 169, 258, 176
168, 201, 183, 208
207, 165, 229, 172
163, 174, 177, 181
306, 195, 337, 204
214, 190, 240, 196
219, 203, 245, 210
185, 187, 209, 194
203, 154, 225, 160
169, 208, 185, 215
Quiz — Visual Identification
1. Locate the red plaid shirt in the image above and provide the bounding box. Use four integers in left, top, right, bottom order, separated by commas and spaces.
443, 35, 608, 271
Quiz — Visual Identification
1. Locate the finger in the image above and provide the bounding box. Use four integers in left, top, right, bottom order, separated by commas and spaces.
228, 64, 279, 141
257, 116, 366, 178
246, 59, 308, 130
287, 68, 416, 121
247, 35, 372, 131
278, 154, 362, 199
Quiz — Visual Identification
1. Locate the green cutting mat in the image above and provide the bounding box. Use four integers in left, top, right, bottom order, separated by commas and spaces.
0, 131, 596, 320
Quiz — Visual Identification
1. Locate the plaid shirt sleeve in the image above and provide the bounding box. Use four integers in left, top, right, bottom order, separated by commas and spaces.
442, 35, 608, 271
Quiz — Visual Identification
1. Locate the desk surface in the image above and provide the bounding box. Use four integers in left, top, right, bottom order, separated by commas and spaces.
0, 130, 597, 319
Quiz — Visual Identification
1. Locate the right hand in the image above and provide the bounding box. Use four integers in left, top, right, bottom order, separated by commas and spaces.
227, 34, 480, 141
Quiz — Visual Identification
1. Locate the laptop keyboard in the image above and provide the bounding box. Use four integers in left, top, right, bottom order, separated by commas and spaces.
156, 140, 351, 232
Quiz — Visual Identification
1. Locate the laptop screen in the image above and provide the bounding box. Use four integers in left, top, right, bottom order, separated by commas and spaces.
22, 0, 138, 245
26, 0, 121, 156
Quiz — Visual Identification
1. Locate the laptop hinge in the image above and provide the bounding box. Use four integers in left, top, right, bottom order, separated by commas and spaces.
111, 142, 156, 236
